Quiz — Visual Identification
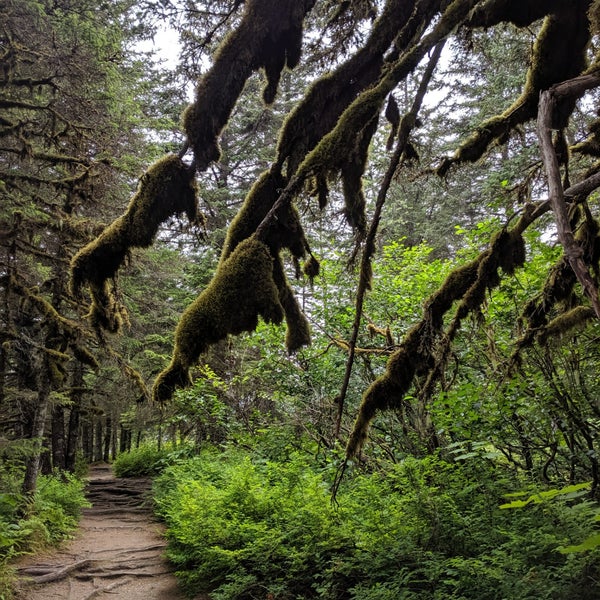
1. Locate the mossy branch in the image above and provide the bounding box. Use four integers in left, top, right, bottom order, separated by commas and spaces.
152, 238, 285, 403
437, 3, 592, 176
346, 210, 540, 458
70, 154, 198, 334
183, 0, 315, 170
335, 40, 446, 439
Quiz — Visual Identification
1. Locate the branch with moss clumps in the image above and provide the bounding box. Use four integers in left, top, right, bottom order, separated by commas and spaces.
70, 154, 199, 334
152, 238, 284, 403
437, 2, 592, 176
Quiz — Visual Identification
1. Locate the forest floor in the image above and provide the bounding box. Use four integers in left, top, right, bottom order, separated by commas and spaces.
13, 464, 200, 600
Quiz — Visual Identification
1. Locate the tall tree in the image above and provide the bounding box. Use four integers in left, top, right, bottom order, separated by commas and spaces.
0, 0, 173, 491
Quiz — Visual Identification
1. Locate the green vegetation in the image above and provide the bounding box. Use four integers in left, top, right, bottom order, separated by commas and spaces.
4, 2, 600, 599
153, 440, 599, 599
0, 454, 89, 597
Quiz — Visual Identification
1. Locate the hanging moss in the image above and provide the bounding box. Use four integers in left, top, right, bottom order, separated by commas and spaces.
153, 238, 284, 402
340, 111, 379, 235
275, 0, 424, 177
537, 305, 595, 344
221, 169, 307, 261
298, 86, 383, 232
572, 118, 600, 157
522, 208, 600, 330
70, 154, 198, 333
303, 254, 320, 282
385, 93, 400, 150
347, 226, 528, 458
183, 0, 315, 168
438, 3, 592, 176
467, 0, 564, 28
589, 0, 600, 33
271, 253, 311, 352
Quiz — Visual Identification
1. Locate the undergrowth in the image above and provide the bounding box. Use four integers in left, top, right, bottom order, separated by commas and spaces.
112, 443, 196, 478
0, 465, 89, 599
153, 437, 600, 600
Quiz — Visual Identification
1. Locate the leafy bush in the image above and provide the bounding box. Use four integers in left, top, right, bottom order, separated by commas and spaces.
154, 445, 600, 599
112, 443, 195, 477
0, 467, 89, 599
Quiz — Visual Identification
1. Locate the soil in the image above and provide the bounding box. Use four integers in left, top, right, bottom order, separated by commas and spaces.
14, 464, 202, 600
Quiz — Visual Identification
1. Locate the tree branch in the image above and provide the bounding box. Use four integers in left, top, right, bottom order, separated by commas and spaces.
537, 89, 600, 318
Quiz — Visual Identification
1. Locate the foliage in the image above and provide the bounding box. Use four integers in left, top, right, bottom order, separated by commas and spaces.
0, 462, 89, 597
154, 441, 600, 599
111, 443, 196, 478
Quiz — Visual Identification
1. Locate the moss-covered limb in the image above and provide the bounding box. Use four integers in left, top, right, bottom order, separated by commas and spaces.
183, 0, 316, 169
335, 41, 446, 438
536, 305, 596, 344
345, 257, 481, 457
71, 154, 197, 294
220, 169, 308, 262
437, 2, 592, 176
152, 238, 284, 403
276, 0, 440, 176
9, 275, 99, 372
271, 253, 311, 352
512, 208, 600, 363
298, 0, 478, 209
420, 229, 526, 400
69, 154, 198, 333
467, 0, 565, 28
346, 214, 535, 457
572, 118, 600, 157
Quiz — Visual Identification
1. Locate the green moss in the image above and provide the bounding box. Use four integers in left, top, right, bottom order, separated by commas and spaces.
298, 87, 383, 232
303, 254, 320, 282
537, 305, 595, 344
183, 0, 313, 167
347, 228, 527, 457
439, 3, 591, 175
153, 238, 284, 402
70, 154, 198, 333
589, 0, 600, 34
271, 254, 311, 352
221, 169, 307, 262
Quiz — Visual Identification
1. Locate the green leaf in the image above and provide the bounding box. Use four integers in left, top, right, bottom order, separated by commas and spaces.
558, 533, 600, 554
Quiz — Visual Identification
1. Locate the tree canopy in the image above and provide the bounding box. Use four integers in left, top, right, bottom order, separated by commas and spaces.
66, 0, 600, 478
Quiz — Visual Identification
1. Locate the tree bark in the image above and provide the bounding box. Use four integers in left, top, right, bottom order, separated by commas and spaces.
51, 404, 66, 470
22, 365, 51, 494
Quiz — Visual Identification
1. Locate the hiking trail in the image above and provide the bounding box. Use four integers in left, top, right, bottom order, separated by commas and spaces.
14, 464, 200, 599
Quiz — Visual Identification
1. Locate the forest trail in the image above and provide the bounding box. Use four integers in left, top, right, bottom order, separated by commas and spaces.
14, 464, 195, 600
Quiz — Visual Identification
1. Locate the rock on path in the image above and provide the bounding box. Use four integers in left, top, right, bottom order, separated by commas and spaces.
14, 464, 195, 600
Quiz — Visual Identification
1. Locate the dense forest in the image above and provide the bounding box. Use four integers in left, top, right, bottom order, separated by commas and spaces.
2, 0, 600, 598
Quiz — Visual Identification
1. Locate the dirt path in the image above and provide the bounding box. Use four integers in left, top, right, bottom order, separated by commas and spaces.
14, 464, 196, 600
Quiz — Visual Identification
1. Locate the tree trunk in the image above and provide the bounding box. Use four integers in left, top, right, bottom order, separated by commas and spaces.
51, 404, 66, 470
82, 419, 93, 462
22, 372, 51, 494
111, 416, 117, 460
103, 415, 111, 462
94, 419, 103, 462
66, 364, 84, 471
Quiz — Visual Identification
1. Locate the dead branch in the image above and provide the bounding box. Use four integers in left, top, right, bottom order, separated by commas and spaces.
537, 89, 600, 318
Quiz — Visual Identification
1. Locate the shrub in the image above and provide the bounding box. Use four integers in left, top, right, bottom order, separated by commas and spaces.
154, 446, 600, 599
112, 443, 195, 478
0, 468, 90, 599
